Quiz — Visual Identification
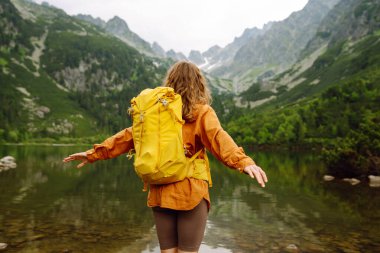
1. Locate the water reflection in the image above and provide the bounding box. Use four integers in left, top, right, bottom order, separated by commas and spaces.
0, 146, 379, 252
206, 151, 380, 252
0, 145, 156, 252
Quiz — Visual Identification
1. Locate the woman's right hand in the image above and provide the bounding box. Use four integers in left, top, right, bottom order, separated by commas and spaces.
243, 164, 268, 188
63, 152, 89, 168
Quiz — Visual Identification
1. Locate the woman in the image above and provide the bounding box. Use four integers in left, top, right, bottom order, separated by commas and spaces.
63, 61, 268, 253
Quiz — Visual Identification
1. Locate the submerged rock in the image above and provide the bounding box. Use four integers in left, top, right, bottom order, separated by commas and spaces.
323, 175, 335, 181
343, 178, 360, 185
1, 156, 15, 163
0, 156, 17, 172
368, 175, 380, 187
285, 243, 299, 252
0, 243, 7, 250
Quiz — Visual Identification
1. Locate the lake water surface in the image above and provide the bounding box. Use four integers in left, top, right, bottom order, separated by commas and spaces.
0, 145, 379, 252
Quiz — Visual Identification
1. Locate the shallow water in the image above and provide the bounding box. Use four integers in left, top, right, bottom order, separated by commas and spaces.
0, 145, 379, 252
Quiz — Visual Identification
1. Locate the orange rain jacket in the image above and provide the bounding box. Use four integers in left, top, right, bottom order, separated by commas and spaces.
86, 104, 255, 210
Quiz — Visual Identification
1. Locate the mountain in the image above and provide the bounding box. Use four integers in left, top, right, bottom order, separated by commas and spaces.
2, 0, 380, 162
74, 14, 106, 28
166, 49, 187, 61
201, 0, 339, 93
188, 50, 205, 65
75, 14, 190, 62
201, 26, 266, 74
75, 14, 158, 57
223, 0, 380, 177
202, 45, 222, 60
237, 0, 380, 109
301, 0, 380, 57
151, 41, 166, 57
0, 0, 170, 142
104, 16, 155, 55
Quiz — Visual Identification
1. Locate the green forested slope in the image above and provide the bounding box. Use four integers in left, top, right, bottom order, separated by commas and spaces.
224, 0, 380, 178
0, 0, 169, 142
226, 32, 380, 177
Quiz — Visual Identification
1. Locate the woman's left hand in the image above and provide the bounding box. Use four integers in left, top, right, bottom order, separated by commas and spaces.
62, 152, 89, 168
243, 165, 268, 187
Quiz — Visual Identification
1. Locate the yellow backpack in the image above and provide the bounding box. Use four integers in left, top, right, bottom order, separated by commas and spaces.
129, 87, 212, 189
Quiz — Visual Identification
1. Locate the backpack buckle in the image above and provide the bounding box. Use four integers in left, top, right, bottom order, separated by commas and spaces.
140, 113, 144, 122
127, 107, 134, 115
159, 98, 168, 108
126, 149, 135, 160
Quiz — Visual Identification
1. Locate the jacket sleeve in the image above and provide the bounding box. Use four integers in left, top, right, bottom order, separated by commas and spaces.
198, 106, 255, 172
86, 127, 134, 163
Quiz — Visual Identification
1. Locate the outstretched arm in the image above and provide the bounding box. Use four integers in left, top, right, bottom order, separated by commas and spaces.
199, 106, 268, 187
62, 127, 134, 168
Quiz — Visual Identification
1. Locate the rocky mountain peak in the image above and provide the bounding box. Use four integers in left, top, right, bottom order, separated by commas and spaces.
207, 0, 340, 92
75, 14, 106, 28
152, 42, 166, 57
166, 49, 187, 61
202, 45, 221, 58
106, 15, 130, 33
188, 50, 205, 65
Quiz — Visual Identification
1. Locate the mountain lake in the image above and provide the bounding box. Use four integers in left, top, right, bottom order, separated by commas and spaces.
0, 145, 379, 252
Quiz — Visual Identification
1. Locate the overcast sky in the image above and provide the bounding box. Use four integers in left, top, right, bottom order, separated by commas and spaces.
35, 0, 308, 55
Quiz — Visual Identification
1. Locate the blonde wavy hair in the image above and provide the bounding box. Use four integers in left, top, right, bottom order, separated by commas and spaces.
164, 61, 212, 121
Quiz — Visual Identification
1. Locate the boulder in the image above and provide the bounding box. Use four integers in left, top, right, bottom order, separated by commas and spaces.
368, 175, 380, 187
285, 244, 300, 253
323, 175, 335, 181
0, 242, 7, 250
0, 156, 17, 172
0, 156, 15, 163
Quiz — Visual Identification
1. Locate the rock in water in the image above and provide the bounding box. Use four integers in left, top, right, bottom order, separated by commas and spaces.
1, 156, 15, 163
0, 243, 8, 250
323, 175, 335, 181
285, 244, 299, 252
343, 178, 360, 185
0, 156, 17, 172
369, 175, 380, 187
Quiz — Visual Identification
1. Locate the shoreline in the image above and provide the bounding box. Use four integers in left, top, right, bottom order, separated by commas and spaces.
1, 142, 325, 151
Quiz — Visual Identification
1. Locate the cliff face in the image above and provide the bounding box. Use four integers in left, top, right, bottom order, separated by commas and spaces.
200, 0, 339, 92
237, 0, 380, 110
301, 0, 380, 57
